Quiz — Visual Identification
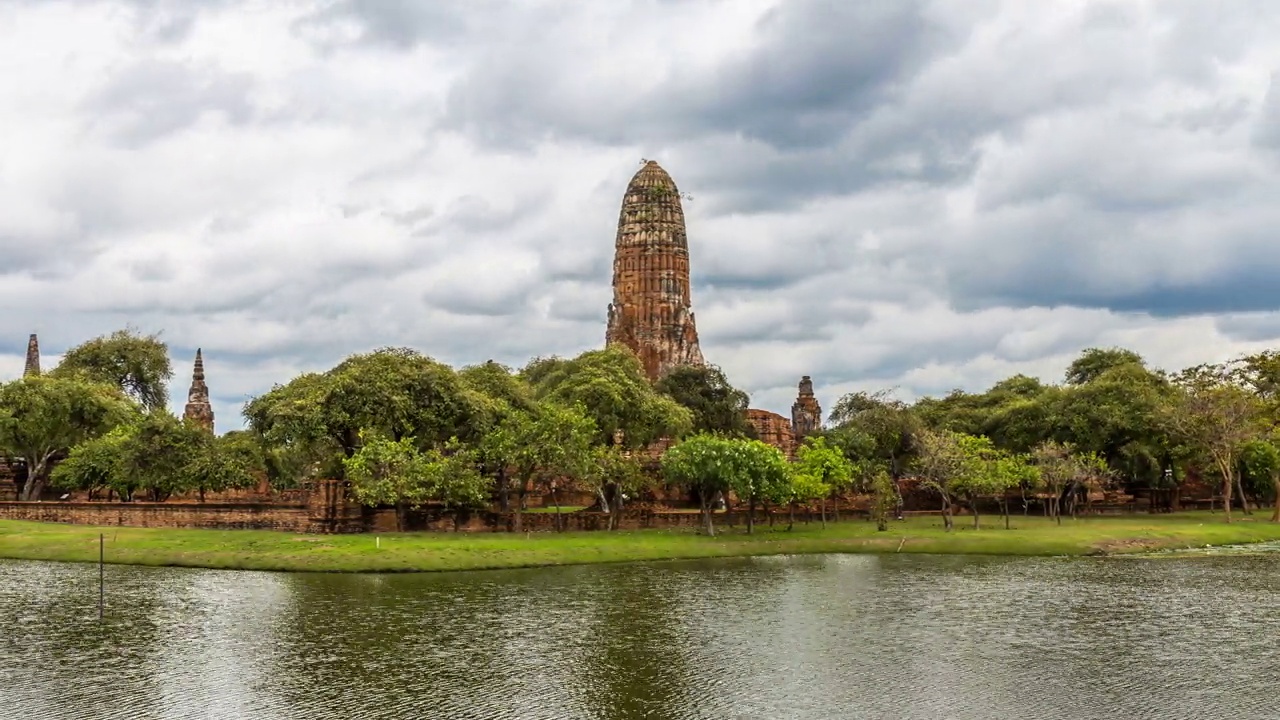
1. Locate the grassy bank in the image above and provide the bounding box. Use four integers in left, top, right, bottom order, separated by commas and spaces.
2, 512, 1280, 573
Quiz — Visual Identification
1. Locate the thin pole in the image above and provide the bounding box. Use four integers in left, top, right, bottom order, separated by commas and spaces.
99, 533, 104, 621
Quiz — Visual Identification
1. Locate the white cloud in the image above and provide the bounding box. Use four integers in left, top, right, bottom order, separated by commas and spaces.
2, 0, 1280, 430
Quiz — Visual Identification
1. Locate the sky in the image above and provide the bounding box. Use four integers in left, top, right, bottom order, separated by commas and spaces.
2, 0, 1280, 431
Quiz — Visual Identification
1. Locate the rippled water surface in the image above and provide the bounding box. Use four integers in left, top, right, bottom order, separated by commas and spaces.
3, 553, 1279, 719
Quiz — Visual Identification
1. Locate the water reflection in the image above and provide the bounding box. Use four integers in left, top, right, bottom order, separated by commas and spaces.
3, 553, 1280, 719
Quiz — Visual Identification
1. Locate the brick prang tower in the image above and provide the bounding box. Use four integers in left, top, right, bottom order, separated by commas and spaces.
183, 348, 215, 433
605, 160, 706, 381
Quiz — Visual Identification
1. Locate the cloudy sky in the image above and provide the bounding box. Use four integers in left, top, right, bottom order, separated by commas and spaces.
2, 0, 1280, 430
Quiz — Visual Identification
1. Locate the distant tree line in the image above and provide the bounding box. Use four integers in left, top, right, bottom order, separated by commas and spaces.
4, 330, 1280, 533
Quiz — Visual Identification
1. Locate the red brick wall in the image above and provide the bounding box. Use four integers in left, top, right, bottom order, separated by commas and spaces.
0, 501, 315, 532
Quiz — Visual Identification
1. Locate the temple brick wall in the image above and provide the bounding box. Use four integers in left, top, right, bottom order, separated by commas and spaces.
0, 501, 317, 532
745, 408, 796, 458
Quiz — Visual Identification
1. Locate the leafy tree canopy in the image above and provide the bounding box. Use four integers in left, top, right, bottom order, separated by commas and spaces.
521, 346, 692, 448
1064, 347, 1147, 385
0, 375, 136, 500
654, 364, 751, 436
243, 348, 477, 474
51, 328, 173, 411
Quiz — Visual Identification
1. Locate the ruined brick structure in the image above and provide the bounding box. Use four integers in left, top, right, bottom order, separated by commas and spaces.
606, 160, 705, 381
183, 348, 215, 433
791, 375, 822, 441
23, 333, 39, 377
745, 409, 796, 458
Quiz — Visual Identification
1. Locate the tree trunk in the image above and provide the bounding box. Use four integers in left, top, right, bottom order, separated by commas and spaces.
395, 501, 407, 532
820, 498, 827, 529
1219, 460, 1234, 523
1234, 473, 1252, 515
971, 496, 980, 530
1002, 498, 1010, 530
1272, 474, 1280, 522
747, 498, 755, 535
941, 496, 953, 531
199, 486, 206, 503
498, 467, 510, 512
19, 456, 50, 501
514, 484, 528, 532
700, 495, 716, 537
553, 487, 563, 532
788, 502, 795, 531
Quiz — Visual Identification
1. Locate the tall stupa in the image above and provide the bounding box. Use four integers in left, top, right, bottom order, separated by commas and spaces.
605, 160, 706, 380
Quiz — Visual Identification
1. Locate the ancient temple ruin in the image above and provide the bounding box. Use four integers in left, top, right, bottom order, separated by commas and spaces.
23, 334, 39, 377
183, 348, 215, 433
605, 160, 706, 381
603, 161, 828, 455
791, 375, 822, 441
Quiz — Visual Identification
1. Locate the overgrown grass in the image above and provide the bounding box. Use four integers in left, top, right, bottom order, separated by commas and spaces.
2, 511, 1279, 573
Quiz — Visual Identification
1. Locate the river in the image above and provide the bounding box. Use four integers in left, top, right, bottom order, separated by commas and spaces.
2, 553, 1278, 719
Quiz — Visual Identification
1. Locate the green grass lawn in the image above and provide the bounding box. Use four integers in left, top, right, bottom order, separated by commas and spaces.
2, 511, 1279, 573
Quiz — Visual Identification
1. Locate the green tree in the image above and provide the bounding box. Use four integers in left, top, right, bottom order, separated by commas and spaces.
459, 361, 536, 510
50, 426, 132, 500
343, 433, 487, 531
1166, 364, 1264, 522
0, 376, 135, 500
244, 348, 477, 477
913, 428, 985, 531
1031, 441, 1110, 524
584, 445, 649, 531
660, 433, 737, 536
867, 468, 900, 531
654, 364, 751, 436
491, 401, 599, 531
1053, 362, 1176, 493
188, 431, 260, 502
1241, 437, 1280, 522
724, 439, 790, 534
120, 412, 215, 502
1064, 347, 1146, 385
827, 389, 920, 479
51, 328, 173, 411
522, 347, 692, 449
780, 465, 830, 531
793, 436, 856, 525
946, 437, 1034, 530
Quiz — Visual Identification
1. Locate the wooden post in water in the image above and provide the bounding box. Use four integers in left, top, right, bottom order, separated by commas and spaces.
98, 533, 104, 621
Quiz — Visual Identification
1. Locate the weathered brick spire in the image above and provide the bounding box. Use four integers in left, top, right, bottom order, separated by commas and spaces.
791, 375, 822, 441
606, 160, 705, 380
183, 348, 215, 433
23, 334, 39, 377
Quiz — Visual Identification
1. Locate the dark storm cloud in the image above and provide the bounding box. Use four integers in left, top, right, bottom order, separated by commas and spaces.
1215, 313, 1280, 343
679, 0, 956, 151
439, 0, 967, 153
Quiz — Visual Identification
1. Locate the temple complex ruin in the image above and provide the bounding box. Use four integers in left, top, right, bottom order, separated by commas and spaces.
605, 160, 706, 381
183, 348, 215, 433
605, 161, 823, 453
